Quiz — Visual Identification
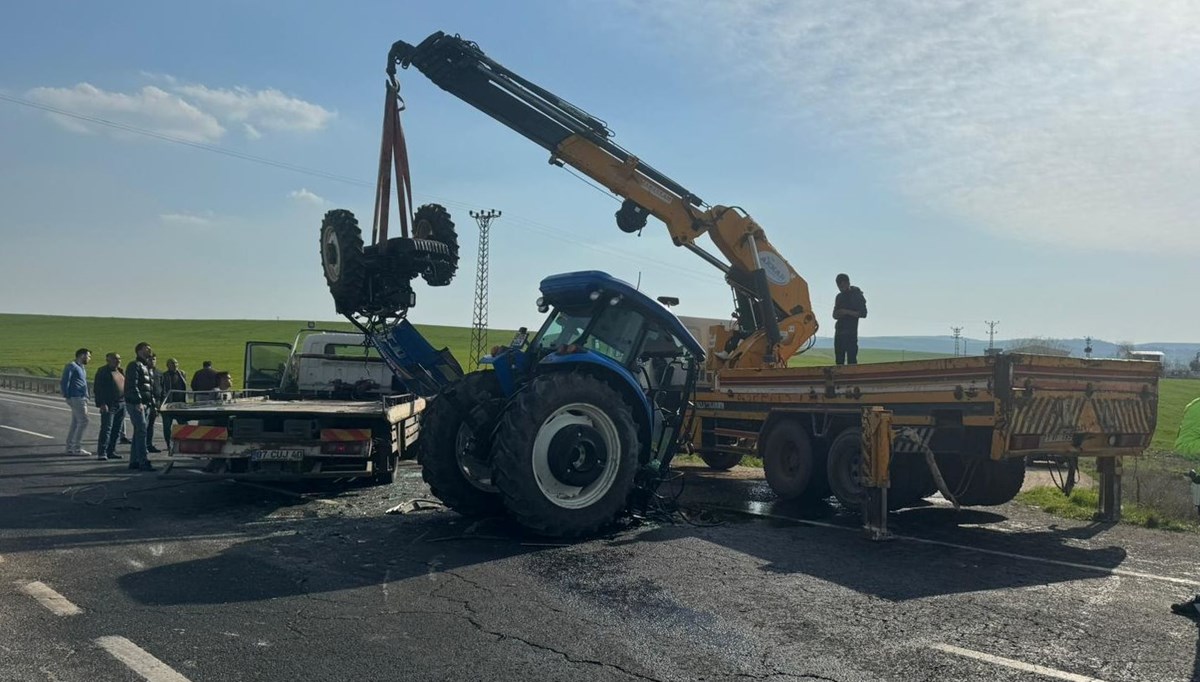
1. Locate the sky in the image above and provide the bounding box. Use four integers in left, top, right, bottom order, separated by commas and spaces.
0, 0, 1196, 343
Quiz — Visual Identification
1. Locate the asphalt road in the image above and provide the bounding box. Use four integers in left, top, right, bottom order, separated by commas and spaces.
1, 388, 1198, 681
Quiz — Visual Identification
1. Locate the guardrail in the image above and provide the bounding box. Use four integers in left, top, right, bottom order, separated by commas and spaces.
0, 373, 94, 396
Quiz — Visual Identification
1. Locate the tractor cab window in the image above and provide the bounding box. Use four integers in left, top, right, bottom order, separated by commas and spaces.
533, 303, 647, 367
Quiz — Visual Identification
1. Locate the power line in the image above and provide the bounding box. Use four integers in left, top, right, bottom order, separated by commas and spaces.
951, 326, 963, 356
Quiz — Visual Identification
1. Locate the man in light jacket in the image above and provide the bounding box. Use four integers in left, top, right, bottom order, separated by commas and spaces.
60, 348, 92, 455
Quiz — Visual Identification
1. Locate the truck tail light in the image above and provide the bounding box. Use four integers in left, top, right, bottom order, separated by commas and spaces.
1107, 434, 1148, 447
321, 442, 365, 455
172, 425, 228, 455
320, 428, 371, 455
178, 440, 226, 454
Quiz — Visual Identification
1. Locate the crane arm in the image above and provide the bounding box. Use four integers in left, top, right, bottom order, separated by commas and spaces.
389, 32, 818, 367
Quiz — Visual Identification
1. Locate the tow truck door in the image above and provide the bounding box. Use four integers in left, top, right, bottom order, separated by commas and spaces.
244, 342, 293, 391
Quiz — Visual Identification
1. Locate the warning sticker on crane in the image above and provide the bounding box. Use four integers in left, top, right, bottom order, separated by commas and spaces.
637, 178, 674, 205
759, 252, 792, 286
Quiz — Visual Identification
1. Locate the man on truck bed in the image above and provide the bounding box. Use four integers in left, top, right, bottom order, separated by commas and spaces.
833, 273, 868, 365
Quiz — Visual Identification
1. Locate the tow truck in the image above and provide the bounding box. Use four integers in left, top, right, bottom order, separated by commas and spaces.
383, 31, 1160, 534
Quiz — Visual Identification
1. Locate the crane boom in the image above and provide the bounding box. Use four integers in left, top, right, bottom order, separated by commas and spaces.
389, 32, 819, 368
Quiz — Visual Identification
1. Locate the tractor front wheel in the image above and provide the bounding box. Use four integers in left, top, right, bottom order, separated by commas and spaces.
492, 372, 639, 537
319, 209, 368, 314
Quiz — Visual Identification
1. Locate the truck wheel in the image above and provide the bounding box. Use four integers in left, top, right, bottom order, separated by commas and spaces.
933, 453, 1022, 506
762, 420, 820, 501
699, 451, 743, 471
320, 209, 368, 314
491, 372, 639, 537
887, 452, 936, 509
419, 371, 505, 517
826, 428, 866, 510
413, 204, 459, 287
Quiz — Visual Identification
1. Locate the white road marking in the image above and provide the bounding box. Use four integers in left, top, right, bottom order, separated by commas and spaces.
0, 424, 54, 439
96, 636, 192, 682
932, 643, 1108, 682
0, 395, 72, 412
18, 580, 83, 616
714, 505, 1200, 587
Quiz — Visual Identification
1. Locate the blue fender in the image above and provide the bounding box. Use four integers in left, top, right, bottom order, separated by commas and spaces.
537, 351, 653, 437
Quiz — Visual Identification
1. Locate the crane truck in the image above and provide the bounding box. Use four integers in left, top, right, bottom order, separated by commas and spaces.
380, 31, 1160, 534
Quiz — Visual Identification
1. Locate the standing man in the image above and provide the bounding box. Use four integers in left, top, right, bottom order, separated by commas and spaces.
190, 360, 219, 401
93, 352, 125, 461
144, 355, 164, 454
60, 348, 91, 455
832, 273, 868, 366
160, 358, 188, 451
124, 342, 156, 472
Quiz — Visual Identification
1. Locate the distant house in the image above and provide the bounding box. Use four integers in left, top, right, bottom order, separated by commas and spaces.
1008, 344, 1071, 357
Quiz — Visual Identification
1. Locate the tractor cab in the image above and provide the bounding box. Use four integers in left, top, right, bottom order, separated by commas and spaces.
420, 270, 706, 537
519, 271, 705, 466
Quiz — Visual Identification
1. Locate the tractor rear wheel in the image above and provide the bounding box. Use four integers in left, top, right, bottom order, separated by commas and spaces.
413, 204, 459, 287
491, 372, 639, 537
320, 209, 368, 314
419, 371, 505, 517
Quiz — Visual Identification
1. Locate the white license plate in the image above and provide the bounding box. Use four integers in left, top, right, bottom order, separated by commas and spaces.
249, 449, 305, 462
1043, 430, 1074, 444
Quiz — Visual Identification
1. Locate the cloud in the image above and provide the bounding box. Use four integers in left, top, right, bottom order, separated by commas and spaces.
288, 188, 327, 206
626, 1, 1200, 253
26, 83, 225, 142
25, 78, 334, 142
173, 84, 335, 136
160, 211, 214, 227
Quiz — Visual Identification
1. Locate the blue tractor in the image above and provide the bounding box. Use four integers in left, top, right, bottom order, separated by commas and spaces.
419, 271, 705, 537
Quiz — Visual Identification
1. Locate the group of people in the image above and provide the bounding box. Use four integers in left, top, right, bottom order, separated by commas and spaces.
59, 344, 230, 472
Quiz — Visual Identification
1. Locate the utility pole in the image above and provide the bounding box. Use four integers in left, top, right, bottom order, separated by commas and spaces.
951, 327, 963, 357
468, 209, 501, 368
985, 320, 1000, 351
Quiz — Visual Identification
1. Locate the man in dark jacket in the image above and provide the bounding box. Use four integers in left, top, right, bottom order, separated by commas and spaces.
93, 352, 125, 461
160, 358, 188, 449
144, 355, 164, 453
190, 360, 219, 397
124, 342, 156, 471
832, 273, 868, 366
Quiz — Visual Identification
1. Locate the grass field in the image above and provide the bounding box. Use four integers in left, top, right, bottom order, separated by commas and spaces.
0, 313, 515, 386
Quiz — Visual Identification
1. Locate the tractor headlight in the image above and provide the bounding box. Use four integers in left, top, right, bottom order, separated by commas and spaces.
589, 290, 601, 301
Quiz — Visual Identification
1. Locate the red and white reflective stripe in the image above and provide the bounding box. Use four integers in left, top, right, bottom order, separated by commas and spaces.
320, 428, 372, 442
171, 425, 229, 441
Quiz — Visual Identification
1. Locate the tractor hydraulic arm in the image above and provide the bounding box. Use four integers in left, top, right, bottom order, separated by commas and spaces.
389, 32, 818, 367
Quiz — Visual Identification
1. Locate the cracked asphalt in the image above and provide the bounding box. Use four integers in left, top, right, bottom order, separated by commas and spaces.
2, 388, 1198, 681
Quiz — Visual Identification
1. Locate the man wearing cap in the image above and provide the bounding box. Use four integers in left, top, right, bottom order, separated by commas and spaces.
93, 352, 126, 460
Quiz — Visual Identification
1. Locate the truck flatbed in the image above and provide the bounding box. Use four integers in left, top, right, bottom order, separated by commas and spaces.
160, 395, 425, 423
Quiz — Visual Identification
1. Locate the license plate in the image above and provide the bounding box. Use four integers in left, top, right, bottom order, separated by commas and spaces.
1043, 430, 1074, 444
249, 449, 305, 462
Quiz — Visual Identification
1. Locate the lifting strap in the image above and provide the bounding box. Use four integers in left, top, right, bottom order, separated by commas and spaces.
372, 76, 414, 250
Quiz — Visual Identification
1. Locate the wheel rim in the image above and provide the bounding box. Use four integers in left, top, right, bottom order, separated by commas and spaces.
322, 229, 342, 283
531, 402, 620, 509
455, 422, 496, 493
832, 439, 865, 504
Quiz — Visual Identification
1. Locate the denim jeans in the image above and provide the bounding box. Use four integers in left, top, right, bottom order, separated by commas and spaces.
65, 397, 90, 453
97, 403, 125, 457
126, 403, 149, 467
834, 333, 859, 366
